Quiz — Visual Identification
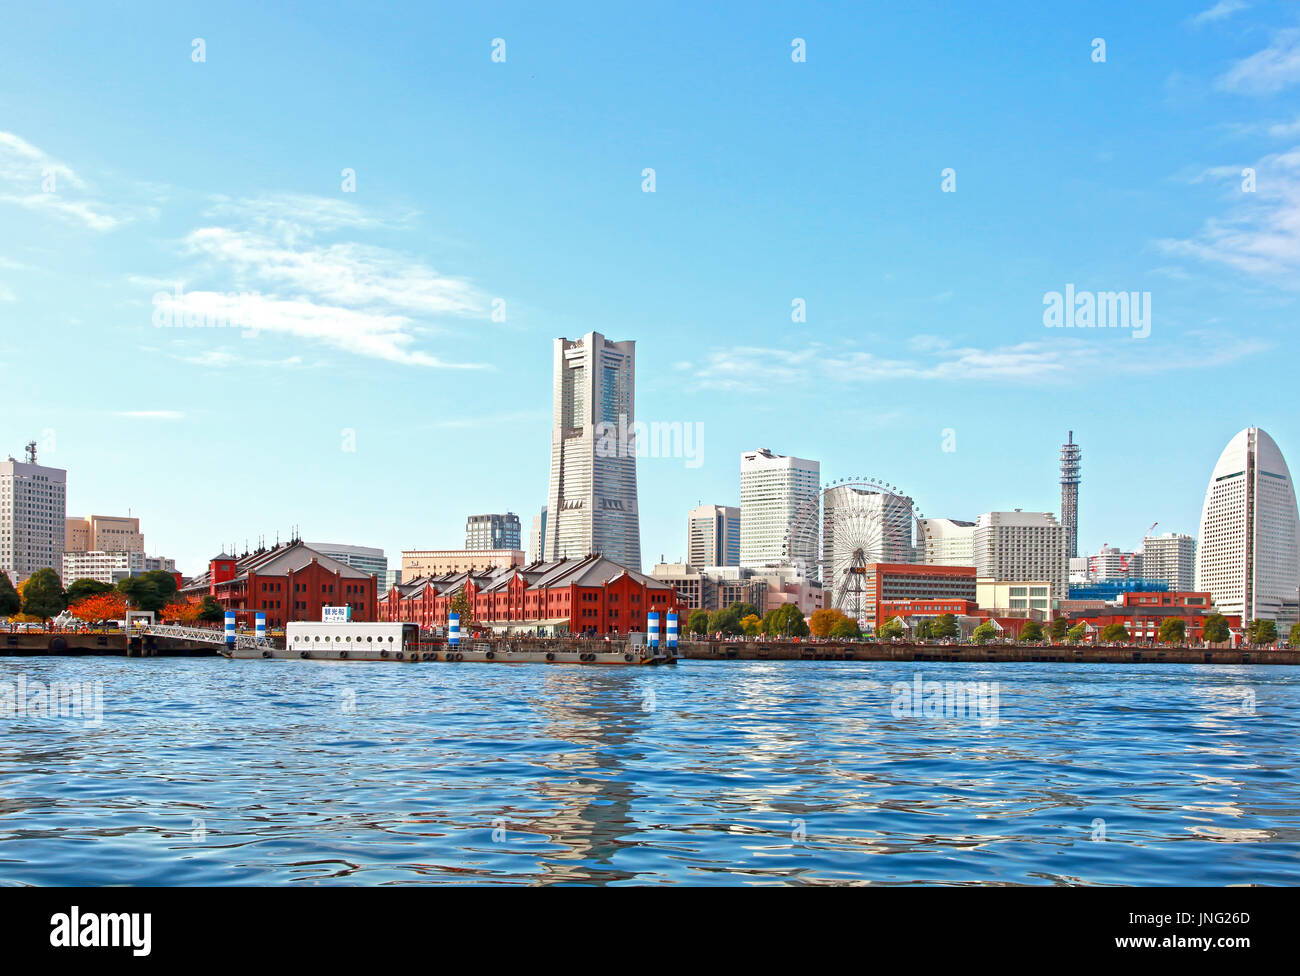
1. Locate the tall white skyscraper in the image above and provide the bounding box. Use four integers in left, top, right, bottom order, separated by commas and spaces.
529, 506, 547, 563
739, 449, 820, 570
0, 443, 67, 585
545, 332, 641, 569
1195, 427, 1300, 627
918, 517, 976, 566
688, 504, 740, 567
1141, 532, 1196, 592
973, 510, 1068, 593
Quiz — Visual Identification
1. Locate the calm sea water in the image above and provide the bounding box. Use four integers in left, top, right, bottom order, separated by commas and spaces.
2, 656, 1298, 886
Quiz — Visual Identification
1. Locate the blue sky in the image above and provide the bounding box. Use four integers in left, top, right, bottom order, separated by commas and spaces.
2, 0, 1298, 575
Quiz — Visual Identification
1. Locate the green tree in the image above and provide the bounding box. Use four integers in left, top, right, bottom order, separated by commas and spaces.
1019, 620, 1044, 642
20, 568, 65, 624
728, 602, 759, 622
65, 577, 114, 605
449, 591, 474, 625
971, 621, 998, 642
914, 619, 933, 640
1099, 622, 1130, 643
197, 595, 224, 623
763, 603, 808, 637
931, 613, 959, 639
1290, 622, 1300, 646
1158, 618, 1186, 644
116, 570, 179, 614
1066, 622, 1087, 642
1202, 614, 1231, 644
707, 605, 741, 635
688, 609, 710, 636
829, 617, 861, 639
876, 618, 905, 640
1247, 618, 1278, 645
0, 570, 20, 617
1050, 617, 1070, 641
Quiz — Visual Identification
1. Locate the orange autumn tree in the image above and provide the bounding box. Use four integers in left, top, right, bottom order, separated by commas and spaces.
162, 601, 201, 624
809, 607, 852, 638
68, 591, 127, 627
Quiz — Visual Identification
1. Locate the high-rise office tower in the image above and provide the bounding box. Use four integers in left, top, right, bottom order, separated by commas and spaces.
1195, 427, 1300, 627
1060, 431, 1081, 559
0, 441, 67, 584
529, 506, 547, 563
304, 542, 388, 581
1142, 532, 1196, 592
545, 332, 641, 569
973, 510, 1068, 594
739, 448, 820, 570
465, 513, 522, 551
687, 504, 741, 567
917, 517, 976, 566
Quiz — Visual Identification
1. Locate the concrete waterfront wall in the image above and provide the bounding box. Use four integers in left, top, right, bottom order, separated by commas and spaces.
0, 633, 218, 657
678, 641, 1300, 666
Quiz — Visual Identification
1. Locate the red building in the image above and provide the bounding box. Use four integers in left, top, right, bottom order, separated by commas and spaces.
378, 554, 683, 636
861, 564, 978, 629
179, 541, 377, 627
1063, 592, 1238, 643
879, 597, 978, 619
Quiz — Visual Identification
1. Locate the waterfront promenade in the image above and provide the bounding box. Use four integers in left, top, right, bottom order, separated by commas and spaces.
2, 630, 1296, 665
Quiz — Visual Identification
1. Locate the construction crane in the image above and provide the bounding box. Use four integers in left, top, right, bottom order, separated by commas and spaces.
1120, 522, 1158, 573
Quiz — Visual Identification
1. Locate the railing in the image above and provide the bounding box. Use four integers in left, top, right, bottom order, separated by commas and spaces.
144, 624, 273, 651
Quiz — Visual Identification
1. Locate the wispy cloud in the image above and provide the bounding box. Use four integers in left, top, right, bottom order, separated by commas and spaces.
1189, 1, 1249, 28
148, 192, 493, 368
1158, 147, 1300, 280
1218, 28, 1300, 95
0, 131, 130, 231
680, 335, 1265, 392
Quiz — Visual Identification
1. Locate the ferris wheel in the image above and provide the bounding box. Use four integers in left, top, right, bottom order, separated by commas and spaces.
782, 478, 928, 627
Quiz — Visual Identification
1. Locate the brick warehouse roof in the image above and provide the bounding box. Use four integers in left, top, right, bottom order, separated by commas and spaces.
181, 540, 373, 593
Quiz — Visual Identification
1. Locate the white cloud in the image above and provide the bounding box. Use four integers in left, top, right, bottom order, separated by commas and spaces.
1159, 147, 1300, 280
0, 131, 129, 231
1218, 28, 1300, 95
114, 410, 185, 420
154, 290, 487, 368
0, 284, 15, 302
1189, 1, 1249, 28
182, 227, 483, 319
685, 335, 1264, 392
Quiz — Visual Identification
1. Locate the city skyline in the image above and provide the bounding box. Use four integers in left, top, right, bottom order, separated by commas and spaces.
2, 2, 1298, 578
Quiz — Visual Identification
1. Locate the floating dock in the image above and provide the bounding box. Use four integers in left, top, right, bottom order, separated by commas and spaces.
226, 637, 675, 665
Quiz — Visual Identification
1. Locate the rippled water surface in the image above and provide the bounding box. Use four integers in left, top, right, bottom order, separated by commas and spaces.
2, 657, 1299, 885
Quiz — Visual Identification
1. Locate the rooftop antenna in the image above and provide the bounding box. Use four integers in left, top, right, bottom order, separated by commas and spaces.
24, 441, 36, 464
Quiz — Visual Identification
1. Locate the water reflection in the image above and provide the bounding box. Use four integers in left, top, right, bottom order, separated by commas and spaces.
0, 658, 1298, 885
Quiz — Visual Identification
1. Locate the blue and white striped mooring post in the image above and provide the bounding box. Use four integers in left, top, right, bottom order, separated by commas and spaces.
255, 612, 266, 643
449, 612, 461, 647
666, 611, 679, 650
224, 610, 236, 647
647, 611, 660, 649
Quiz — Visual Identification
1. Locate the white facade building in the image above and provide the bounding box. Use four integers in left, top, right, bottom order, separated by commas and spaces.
688, 504, 740, 568
918, 517, 976, 566
1195, 427, 1300, 627
62, 550, 177, 585
973, 510, 1068, 595
739, 449, 820, 570
1141, 532, 1196, 592
545, 332, 641, 569
0, 448, 67, 585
